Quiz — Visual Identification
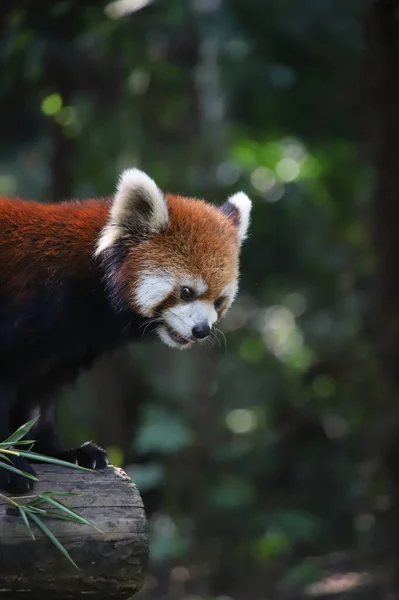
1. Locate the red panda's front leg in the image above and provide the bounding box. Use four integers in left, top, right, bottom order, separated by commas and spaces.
30, 402, 109, 471
0, 383, 37, 493
46, 442, 110, 470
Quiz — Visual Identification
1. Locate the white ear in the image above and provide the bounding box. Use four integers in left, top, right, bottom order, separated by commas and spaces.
220, 191, 252, 244
95, 168, 169, 255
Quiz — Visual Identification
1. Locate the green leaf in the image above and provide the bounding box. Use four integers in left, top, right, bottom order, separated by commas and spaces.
0, 459, 38, 481
13, 439, 36, 446
0, 453, 13, 463
18, 507, 35, 540
42, 496, 103, 533
25, 492, 81, 509
24, 496, 48, 508
17, 451, 91, 471
27, 512, 79, 570
24, 505, 48, 515
0, 439, 35, 448
1, 418, 38, 445
37, 510, 86, 524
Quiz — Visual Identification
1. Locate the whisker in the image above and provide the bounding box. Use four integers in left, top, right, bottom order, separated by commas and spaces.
139, 321, 156, 332
208, 334, 216, 348
212, 331, 221, 349
138, 316, 161, 329
139, 316, 162, 339
213, 326, 227, 354
201, 332, 216, 348
141, 324, 152, 339
206, 330, 219, 349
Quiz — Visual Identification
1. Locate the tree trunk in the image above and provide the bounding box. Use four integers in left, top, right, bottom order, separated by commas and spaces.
0, 464, 148, 599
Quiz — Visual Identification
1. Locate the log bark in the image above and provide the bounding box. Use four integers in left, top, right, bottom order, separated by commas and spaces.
0, 464, 148, 599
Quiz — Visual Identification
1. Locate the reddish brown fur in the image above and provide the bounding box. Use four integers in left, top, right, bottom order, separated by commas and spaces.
124, 194, 241, 311
0, 192, 239, 313
0, 197, 110, 302
0, 186, 245, 495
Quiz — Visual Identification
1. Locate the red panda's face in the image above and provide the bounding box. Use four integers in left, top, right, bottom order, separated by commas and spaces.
95, 169, 251, 349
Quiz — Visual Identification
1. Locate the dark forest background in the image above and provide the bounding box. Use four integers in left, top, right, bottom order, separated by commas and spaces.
3, 0, 399, 598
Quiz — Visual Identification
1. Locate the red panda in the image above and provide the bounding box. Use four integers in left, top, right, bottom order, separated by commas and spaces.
0, 168, 251, 493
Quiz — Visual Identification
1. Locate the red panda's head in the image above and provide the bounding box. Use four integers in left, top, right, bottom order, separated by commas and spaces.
95, 169, 251, 349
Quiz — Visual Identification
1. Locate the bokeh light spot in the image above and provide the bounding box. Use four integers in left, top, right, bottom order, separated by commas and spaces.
41, 93, 63, 116
313, 376, 336, 398
250, 166, 276, 192
276, 157, 300, 182
226, 409, 257, 434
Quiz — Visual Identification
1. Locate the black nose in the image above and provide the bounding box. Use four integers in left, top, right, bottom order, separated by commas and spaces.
192, 322, 211, 339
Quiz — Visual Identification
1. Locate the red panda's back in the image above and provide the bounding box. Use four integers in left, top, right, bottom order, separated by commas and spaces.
0, 196, 110, 299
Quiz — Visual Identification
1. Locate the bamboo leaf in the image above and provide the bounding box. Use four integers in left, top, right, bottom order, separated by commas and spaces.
43, 496, 103, 533
0, 448, 20, 456
38, 510, 93, 525
24, 505, 48, 515
27, 512, 79, 570
2, 418, 38, 445
17, 451, 91, 471
24, 497, 45, 508
0, 459, 38, 481
0, 491, 19, 507
18, 507, 35, 540
0, 440, 35, 448
0, 453, 13, 464
39, 510, 81, 523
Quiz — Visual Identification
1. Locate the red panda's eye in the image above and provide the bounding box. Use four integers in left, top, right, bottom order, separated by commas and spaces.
180, 287, 196, 301
214, 296, 226, 310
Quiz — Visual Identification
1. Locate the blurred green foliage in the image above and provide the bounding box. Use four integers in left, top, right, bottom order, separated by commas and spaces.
0, 0, 384, 597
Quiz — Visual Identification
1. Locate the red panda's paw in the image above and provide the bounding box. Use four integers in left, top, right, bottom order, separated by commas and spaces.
0, 455, 37, 494
58, 441, 109, 471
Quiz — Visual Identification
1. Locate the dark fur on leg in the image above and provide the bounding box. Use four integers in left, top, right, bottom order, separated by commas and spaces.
48, 442, 109, 470
0, 401, 109, 493
0, 383, 37, 493
0, 455, 36, 494
29, 405, 109, 470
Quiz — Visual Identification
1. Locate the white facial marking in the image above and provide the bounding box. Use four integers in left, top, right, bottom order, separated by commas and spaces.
175, 275, 208, 296
157, 326, 185, 349
227, 191, 252, 243
194, 277, 208, 295
95, 168, 169, 257
155, 279, 242, 349
158, 299, 216, 349
134, 272, 175, 316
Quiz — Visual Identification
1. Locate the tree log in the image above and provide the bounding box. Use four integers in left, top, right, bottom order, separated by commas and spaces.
0, 464, 148, 599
